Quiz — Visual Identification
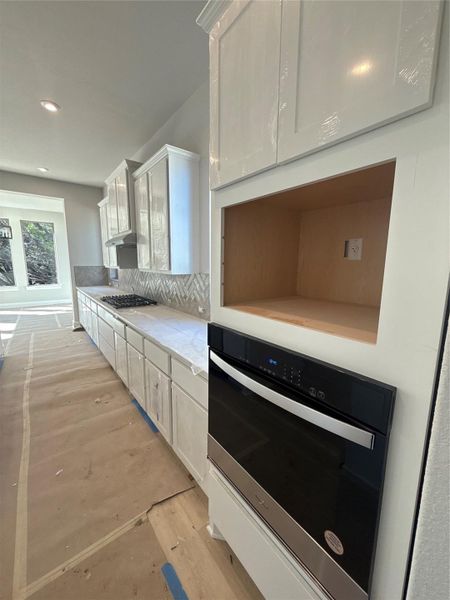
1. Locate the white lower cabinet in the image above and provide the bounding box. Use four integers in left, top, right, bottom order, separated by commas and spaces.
145, 359, 172, 443
172, 382, 208, 489
115, 332, 128, 386
209, 467, 327, 600
98, 317, 115, 348
77, 291, 209, 494
90, 311, 99, 346
127, 343, 145, 407
99, 334, 116, 369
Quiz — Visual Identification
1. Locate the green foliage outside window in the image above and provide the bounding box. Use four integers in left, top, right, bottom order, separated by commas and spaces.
21, 220, 58, 286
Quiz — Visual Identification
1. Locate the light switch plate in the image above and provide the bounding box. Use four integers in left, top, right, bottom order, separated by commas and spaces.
344, 238, 363, 261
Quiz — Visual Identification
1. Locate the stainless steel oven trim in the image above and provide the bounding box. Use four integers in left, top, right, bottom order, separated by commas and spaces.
208, 435, 368, 600
210, 351, 375, 449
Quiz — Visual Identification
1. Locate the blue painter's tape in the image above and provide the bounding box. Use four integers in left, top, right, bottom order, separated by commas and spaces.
131, 398, 159, 433
161, 562, 189, 600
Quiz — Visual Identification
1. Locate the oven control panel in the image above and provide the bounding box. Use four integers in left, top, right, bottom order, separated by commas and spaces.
208, 322, 395, 435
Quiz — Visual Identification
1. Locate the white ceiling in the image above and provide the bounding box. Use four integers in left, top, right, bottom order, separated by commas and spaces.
0, 0, 208, 188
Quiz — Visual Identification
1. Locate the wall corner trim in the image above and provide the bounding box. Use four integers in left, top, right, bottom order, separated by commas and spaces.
196, 0, 231, 33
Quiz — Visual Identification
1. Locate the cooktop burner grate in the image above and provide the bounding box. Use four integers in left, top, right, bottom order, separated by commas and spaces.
100, 294, 157, 309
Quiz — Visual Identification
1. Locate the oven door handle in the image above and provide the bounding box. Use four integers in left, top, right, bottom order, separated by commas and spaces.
210, 351, 375, 450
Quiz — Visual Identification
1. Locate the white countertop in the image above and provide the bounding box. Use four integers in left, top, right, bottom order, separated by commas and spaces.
77, 286, 208, 378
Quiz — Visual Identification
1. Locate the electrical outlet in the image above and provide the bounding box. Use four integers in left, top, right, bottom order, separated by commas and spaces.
344, 238, 363, 261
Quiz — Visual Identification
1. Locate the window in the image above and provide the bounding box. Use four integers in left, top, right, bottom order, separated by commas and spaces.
21, 220, 58, 286
0, 217, 15, 286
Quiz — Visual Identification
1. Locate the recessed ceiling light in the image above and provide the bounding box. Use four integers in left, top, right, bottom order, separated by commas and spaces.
40, 100, 61, 112
350, 61, 373, 77
37, 167, 49, 173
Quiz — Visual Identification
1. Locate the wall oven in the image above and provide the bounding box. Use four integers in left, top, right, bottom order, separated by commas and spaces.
208, 324, 395, 600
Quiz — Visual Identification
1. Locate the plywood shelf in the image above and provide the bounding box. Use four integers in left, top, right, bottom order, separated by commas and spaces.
222, 161, 395, 344
228, 296, 380, 344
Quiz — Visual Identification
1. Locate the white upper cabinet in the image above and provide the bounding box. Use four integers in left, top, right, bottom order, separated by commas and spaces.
98, 197, 118, 269
149, 157, 170, 272
209, 0, 282, 189
116, 168, 130, 233
277, 0, 443, 163
134, 172, 151, 270
201, 0, 442, 189
132, 145, 200, 274
107, 179, 118, 236
104, 159, 141, 239
98, 200, 110, 267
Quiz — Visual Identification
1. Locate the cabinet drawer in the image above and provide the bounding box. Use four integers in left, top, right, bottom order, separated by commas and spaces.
98, 318, 115, 348
90, 300, 98, 315
171, 359, 208, 411
99, 307, 126, 337
126, 327, 144, 353
97, 305, 108, 321
144, 338, 170, 375
99, 335, 116, 369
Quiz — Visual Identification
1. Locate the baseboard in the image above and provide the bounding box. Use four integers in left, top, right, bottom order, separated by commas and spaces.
0, 298, 72, 309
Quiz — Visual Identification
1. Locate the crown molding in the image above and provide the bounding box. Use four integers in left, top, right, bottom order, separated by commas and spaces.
133, 145, 200, 179
196, 0, 231, 34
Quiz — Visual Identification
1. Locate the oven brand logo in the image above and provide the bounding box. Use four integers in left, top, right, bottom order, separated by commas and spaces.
324, 530, 344, 555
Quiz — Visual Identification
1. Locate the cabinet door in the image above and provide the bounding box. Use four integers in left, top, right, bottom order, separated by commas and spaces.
278, 0, 443, 163
107, 180, 119, 236
172, 383, 207, 484
209, 0, 282, 189
149, 158, 170, 271
115, 333, 128, 386
91, 313, 99, 346
145, 360, 172, 443
116, 169, 130, 233
85, 307, 92, 338
99, 204, 110, 267
134, 172, 151, 270
127, 343, 145, 407
105, 200, 118, 268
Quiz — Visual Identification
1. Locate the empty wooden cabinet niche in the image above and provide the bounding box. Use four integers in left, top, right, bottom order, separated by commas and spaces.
203, 0, 443, 188
133, 145, 200, 274
222, 161, 396, 343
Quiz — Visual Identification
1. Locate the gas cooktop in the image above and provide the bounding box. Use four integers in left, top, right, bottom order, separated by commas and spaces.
100, 294, 157, 309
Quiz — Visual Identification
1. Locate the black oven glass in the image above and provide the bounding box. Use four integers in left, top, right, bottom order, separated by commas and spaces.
208, 324, 395, 596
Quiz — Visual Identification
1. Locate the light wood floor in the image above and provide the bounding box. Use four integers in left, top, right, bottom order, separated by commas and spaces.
0, 305, 262, 600
149, 485, 263, 600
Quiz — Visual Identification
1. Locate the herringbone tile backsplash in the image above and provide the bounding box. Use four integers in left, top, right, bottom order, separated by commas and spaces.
118, 270, 210, 320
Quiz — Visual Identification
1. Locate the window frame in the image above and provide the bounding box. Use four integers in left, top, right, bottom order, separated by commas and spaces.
0, 217, 17, 289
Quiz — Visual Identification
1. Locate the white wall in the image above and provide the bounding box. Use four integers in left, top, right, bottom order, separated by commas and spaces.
406, 314, 449, 600
0, 171, 103, 319
131, 81, 210, 272
0, 203, 72, 306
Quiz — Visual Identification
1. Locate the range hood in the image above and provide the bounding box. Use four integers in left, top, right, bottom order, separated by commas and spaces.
106, 232, 137, 247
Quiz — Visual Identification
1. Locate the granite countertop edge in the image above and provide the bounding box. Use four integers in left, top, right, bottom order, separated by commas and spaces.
77, 286, 208, 379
